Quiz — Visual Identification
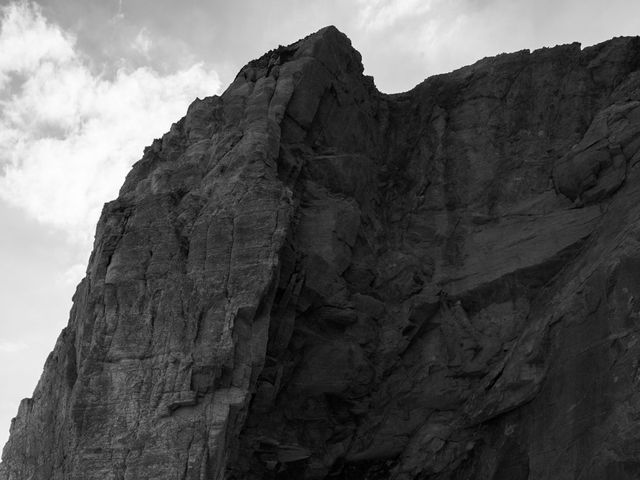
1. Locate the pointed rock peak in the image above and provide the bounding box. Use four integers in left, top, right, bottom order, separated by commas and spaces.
234, 25, 364, 86
299, 25, 364, 75
311, 25, 343, 38
299, 25, 355, 56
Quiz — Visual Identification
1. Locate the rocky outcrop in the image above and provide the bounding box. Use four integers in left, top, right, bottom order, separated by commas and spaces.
4, 26, 640, 480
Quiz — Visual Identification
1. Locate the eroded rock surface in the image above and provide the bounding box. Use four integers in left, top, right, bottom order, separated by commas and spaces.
4, 27, 640, 480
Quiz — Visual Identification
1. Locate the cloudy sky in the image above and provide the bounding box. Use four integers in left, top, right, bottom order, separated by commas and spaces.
1, 0, 639, 450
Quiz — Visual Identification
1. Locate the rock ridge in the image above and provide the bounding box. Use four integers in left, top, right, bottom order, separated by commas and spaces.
4, 26, 640, 479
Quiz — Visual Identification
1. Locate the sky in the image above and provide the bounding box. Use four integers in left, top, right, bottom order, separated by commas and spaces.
1, 0, 640, 451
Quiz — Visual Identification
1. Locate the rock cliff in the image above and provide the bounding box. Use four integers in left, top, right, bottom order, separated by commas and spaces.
4, 26, 640, 479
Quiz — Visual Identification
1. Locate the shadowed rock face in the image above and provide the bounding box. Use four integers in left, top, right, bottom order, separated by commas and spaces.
4, 26, 640, 480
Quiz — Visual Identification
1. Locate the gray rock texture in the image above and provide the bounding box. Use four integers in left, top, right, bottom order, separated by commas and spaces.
4, 26, 640, 479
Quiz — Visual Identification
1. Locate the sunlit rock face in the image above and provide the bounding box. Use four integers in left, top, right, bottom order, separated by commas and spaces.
4, 26, 640, 480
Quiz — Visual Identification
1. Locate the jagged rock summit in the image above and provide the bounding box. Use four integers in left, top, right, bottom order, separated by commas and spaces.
4, 25, 640, 479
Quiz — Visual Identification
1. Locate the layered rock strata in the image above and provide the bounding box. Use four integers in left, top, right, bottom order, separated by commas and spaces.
4, 26, 640, 479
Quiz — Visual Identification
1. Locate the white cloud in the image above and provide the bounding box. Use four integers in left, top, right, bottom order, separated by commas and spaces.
0, 1, 221, 244
356, 0, 436, 30
132, 28, 153, 56
0, 2, 74, 89
114, 0, 125, 22
0, 340, 27, 354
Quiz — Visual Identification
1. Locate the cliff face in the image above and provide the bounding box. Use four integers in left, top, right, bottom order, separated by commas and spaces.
4, 26, 640, 480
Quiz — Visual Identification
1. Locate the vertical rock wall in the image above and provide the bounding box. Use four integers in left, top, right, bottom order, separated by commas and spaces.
4, 26, 640, 480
